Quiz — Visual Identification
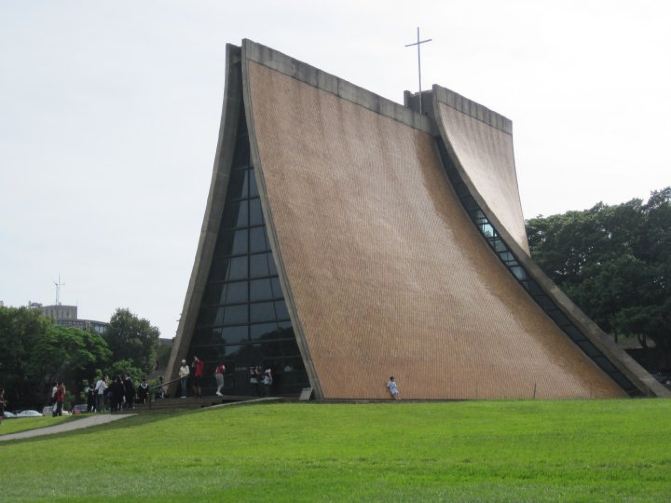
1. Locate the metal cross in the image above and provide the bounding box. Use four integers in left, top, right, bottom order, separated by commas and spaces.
405, 27, 432, 114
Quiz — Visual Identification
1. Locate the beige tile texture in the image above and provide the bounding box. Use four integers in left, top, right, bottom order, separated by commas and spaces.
247, 61, 624, 399
436, 102, 530, 255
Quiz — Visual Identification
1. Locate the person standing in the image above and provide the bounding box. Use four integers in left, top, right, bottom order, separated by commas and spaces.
179, 359, 190, 398
53, 381, 66, 416
110, 376, 125, 413
137, 378, 149, 404
192, 356, 204, 398
95, 376, 108, 413
214, 362, 226, 397
262, 368, 273, 396
123, 375, 135, 410
386, 376, 400, 400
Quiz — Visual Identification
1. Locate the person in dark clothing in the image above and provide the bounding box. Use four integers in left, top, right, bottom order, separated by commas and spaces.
87, 385, 96, 413
0, 387, 6, 424
137, 378, 149, 404
110, 376, 125, 413
123, 375, 135, 410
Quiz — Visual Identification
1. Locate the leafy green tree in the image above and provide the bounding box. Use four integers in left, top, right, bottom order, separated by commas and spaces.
0, 306, 111, 408
527, 188, 671, 368
104, 308, 160, 374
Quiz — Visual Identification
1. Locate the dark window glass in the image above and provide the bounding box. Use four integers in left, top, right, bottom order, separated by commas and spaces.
274, 300, 290, 320
250, 226, 270, 253
270, 277, 283, 298
249, 198, 264, 226
208, 256, 248, 283
220, 325, 249, 345
198, 307, 226, 327
222, 200, 248, 228
250, 278, 273, 301
250, 322, 278, 341
250, 252, 274, 278
249, 172, 259, 198
250, 302, 276, 323
223, 304, 248, 325
228, 169, 249, 198
233, 138, 250, 168
223, 281, 249, 304
220, 229, 248, 256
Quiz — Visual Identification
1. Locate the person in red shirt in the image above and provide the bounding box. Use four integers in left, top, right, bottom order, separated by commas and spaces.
192, 356, 205, 398
53, 381, 66, 416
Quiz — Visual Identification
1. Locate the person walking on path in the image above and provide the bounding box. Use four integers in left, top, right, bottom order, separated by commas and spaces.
53, 381, 66, 416
214, 362, 226, 397
386, 376, 400, 400
95, 376, 108, 413
179, 359, 190, 398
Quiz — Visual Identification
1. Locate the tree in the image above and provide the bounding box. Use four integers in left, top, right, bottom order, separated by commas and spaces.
104, 308, 160, 374
527, 188, 671, 368
0, 306, 111, 408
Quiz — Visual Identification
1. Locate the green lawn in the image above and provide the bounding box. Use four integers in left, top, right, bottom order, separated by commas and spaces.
0, 415, 77, 436
0, 399, 670, 502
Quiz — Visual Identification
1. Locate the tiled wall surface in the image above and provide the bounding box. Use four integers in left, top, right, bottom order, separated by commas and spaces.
435, 100, 530, 255
247, 61, 624, 399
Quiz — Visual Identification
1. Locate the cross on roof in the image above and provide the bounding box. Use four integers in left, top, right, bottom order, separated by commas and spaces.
405, 27, 432, 114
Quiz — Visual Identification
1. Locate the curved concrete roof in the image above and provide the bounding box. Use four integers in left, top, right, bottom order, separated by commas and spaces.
433, 86, 530, 254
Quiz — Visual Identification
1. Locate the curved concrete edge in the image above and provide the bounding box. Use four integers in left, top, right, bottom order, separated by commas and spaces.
241, 38, 435, 134
240, 40, 324, 399
164, 44, 244, 393
0, 414, 135, 442
431, 90, 669, 399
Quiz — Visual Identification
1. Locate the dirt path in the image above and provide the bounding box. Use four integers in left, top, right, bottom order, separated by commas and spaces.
0, 414, 134, 442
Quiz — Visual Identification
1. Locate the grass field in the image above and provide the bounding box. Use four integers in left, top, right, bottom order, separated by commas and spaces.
0, 399, 670, 502
0, 415, 77, 436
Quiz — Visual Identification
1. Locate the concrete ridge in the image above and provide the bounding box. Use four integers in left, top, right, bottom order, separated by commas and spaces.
432, 84, 513, 134
241, 39, 435, 134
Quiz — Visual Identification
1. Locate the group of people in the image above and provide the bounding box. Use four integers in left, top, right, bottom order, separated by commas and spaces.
177, 357, 275, 398
248, 365, 273, 396
87, 375, 151, 413
178, 356, 228, 398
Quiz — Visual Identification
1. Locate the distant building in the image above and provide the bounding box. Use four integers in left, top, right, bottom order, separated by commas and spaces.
28, 302, 108, 334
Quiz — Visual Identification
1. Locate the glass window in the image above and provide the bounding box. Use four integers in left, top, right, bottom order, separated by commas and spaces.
223, 304, 248, 325
274, 301, 290, 320
208, 256, 248, 283
250, 322, 278, 341
220, 325, 249, 345
250, 278, 274, 301
270, 277, 283, 298
250, 302, 276, 323
249, 198, 264, 226
249, 172, 259, 198
250, 226, 269, 253
222, 200, 248, 228
220, 229, 248, 256
228, 169, 249, 198
233, 140, 250, 169
223, 281, 248, 304
250, 252, 274, 278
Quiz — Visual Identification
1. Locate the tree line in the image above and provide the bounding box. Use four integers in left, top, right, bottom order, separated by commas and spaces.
0, 307, 159, 409
527, 187, 671, 370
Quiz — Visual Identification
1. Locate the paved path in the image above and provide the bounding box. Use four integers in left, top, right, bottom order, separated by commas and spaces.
0, 414, 134, 442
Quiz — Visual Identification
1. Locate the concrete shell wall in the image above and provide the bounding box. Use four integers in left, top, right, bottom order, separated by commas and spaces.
433, 89, 530, 254
243, 57, 624, 399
